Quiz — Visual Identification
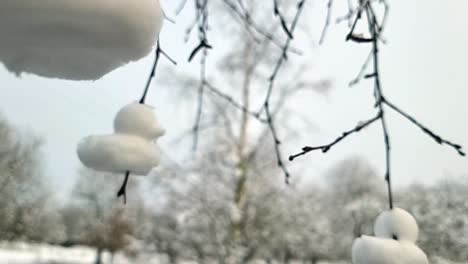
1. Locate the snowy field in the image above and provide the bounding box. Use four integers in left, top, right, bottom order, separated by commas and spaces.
0, 243, 102, 264
0, 243, 345, 264
0, 242, 466, 264
0, 243, 340, 264
0, 244, 95, 264
0, 242, 139, 264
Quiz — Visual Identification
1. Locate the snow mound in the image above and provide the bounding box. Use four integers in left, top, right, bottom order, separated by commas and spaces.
352, 236, 428, 264
114, 102, 165, 140
374, 208, 419, 242
0, 0, 163, 80
77, 134, 159, 175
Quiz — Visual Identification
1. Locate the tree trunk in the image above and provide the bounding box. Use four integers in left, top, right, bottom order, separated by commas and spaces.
230, 25, 255, 241
196, 250, 205, 264
197, 255, 205, 264
168, 252, 178, 264
94, 248, 103, 264
283, 251, 292, 264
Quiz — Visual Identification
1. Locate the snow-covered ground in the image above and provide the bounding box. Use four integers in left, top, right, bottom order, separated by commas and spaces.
0, 242, 179, 264
0, 242, 466, 264
0, 242, 128, 264
1, 243, 89, 264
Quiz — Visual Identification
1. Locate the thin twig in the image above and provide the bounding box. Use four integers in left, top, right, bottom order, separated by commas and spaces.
193, 49, 208, 150
263, 0, 306, 108
261, 0, 307, 182
273, 0, 294, 39
383, 97, 466, 156
365, 2, 393, 209
349, 51, 372, 87
265, 101, 291, 183
188, 41, 213, 62
204, 81, 268, 123
188, 0, 211, 64
289, 113, 381, 161
192, 0, 210, 150
345, 3, 363, 41
140, 41, 177, 104
319, 0, 333, 44
117, 171, 130, 204
221, 0, 302, 54
175, 0, 189, 15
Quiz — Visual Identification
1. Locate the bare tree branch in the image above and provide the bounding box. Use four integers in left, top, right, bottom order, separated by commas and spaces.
383, 97, 466, 156
221, 0, 301, 54
273, 0, 294, 39
260, 0, 308, 182
289, 113, 381, 161
319, 0, 333, 44
140, 41, 177, 104
290, 0, 465, 210
190, 0, 211, 150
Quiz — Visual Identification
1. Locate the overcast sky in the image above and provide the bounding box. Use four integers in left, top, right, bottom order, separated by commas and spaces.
0, 0, 467, 199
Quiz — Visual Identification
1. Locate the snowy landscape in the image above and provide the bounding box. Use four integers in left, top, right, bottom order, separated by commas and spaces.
0, 0, 467, 264
0, 243, 466, 264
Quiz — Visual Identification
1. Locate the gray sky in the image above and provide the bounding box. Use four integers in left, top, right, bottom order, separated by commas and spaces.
0, 0, 467, 199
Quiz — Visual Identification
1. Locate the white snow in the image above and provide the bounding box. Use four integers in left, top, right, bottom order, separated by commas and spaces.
0, 242, 464, 264
352, 208, 428, 264
114, 102, 165, 140
77, 102, 164, 175
352, 236, 429, 264
374, 208, 419, 242
77, 134, 159, 175
0, 242, 97, 264
0, 0, 162, 80
0, 242, 166, 264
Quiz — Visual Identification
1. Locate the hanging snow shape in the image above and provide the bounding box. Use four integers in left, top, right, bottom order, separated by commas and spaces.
77, 134, 160, 175
0, 0, 163, 80
114, 102, 165, 140
77, 102, 165, 175
352, 208, 429, 264
78, 102, 164, 203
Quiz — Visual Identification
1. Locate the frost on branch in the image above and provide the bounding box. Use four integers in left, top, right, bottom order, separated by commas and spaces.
0, 0, 163, 80
352, 208, 428, 264
77, 102, 164, 175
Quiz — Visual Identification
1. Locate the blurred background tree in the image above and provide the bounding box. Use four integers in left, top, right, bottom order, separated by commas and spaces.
0, 114, 64, 243
61, 168, 143, 264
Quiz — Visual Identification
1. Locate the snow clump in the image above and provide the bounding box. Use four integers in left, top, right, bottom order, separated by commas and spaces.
0, 0, 163, 80
77, 102, 164, 175
352, 208, 428, 264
